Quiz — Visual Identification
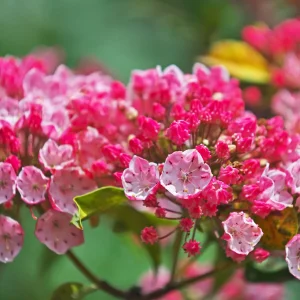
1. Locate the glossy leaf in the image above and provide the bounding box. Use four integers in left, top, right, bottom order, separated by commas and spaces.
51, 282, 97, 300
199, 40, 270, 83
73, 186, 127, 228
255, 208, 298, 250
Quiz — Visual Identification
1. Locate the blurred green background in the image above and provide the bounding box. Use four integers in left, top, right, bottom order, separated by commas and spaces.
0, 0, 299, 299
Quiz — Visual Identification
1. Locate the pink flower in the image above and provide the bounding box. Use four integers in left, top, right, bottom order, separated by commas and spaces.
218, 165, 240, 185
35, 209, 84, 254
16, 166, 49, 204
49, 168, 97, 215
129, 137, 144, 155
4, 155, 21, 173
165, 120, 190, 146
201, 178, 233, 205
256, 165, 292, 211
141, 226, 158, 244
215, 141, 230, 160
183, 239, 201, 257
222, 212, 263, 255
39, 139, 74, 171
121, 156, 159, 201
286, 234, 300, 280
155, 207, 166, 218
0, 215, 24, 263
0, 162, 17, 204
251, 248, 270, 263
160, 149, 212, 199
180, 218, 194, 232
225, 246, 246, 263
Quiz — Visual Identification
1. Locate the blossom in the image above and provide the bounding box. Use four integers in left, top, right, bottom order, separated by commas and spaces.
180, 218, 194, 232
121, 156, 159, 201
195, 144, 211, 162
215, 141, 230, 160
49, 168, 96, 215
222, 212, 263, 255
218, 165, 240, 185
287, 158, 300, 194
0, 163, 17, 204
39, 139, 74, 171
16, 166, 49, 204
0, 215, 24, 263
35, 209, 84, 254
251, 248, 270, 263
286, 234, 300, 280
160, 149, 212, 199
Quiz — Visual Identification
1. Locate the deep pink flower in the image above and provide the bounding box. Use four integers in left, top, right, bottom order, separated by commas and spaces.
129, 137, 144, 155
0, 162, 17, 204
122, 156, 159, 201
215, 141, 230, 160
16, 166, 48, 204
160, 149, 212, 199
35, 209, 84, 254
155, 207, 166, 218
165, 120, 190, 146
222, 212, 263, 255
138, 116, 160, 141
4, 155, 21, 173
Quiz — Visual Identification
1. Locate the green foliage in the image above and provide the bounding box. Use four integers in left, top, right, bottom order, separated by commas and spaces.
51, 282, 97, 300
73, 186, 127, 228
245, 257, 294, 283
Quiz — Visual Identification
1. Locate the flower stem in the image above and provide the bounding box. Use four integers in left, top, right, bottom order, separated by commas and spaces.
66, 250, 126, 299
170, 230, 183, 283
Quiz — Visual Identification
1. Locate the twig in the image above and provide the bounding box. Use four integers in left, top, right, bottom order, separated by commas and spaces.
66, 251, 126, 299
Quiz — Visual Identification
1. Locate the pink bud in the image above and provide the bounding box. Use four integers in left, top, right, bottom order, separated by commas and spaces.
215, 141, 230, 160
183, 239, 201, 257
113, 172, 123, 186
188, 205, 203, 219
110, 81, 126, 99
155, 207, 166, 218
138, 116, 160, 141
180, 218, 194, 232
165, 120, 190, 145
141, 226, 158, 244
152, 102, 166, 121
195, 144, 211, 162
218, 165, 240, 185
4, 155, 21, 173
129, 137, 144, 155
143, 194, 158, 208
251, 248, 270, 263
119, 153, 132, 168
102, 144, 122, 162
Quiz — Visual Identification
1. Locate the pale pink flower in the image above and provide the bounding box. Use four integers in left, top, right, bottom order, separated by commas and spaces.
121, 156, 159, 200
0, 215, 24, 263
39, 139, 74, 171
286, 234, 300, 280
256, 165, 292, 211
16, 166, 49, 204
287, 159, 300, 194
222, 212, 263, 255
35, 209, 84, 254
160, 149, 212, 199
0, 162, 17, 204
49, 168, 97, 215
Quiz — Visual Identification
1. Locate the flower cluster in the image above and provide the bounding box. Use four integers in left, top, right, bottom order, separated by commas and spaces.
242, 19, 300, 133
2, 48, 300, 292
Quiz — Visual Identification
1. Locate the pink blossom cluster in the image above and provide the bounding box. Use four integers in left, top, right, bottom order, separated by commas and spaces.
242, 18, 300, 133
1, 50, 300, 288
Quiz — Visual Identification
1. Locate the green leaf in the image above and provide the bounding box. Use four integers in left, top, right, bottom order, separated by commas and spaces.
108, 205, 161, 271
73, 186, 127, 228
51, 282, 97, 300
245, 257, 294, 283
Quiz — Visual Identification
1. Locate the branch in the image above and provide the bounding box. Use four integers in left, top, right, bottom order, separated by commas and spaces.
66, 250, 126, 299
142, 262, 233, 300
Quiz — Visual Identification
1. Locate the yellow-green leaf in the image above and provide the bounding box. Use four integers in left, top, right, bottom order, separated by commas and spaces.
199, 40, 270, 83
73, 186, 127, 228
255, 208, 298, 250
51, 282, 97, 300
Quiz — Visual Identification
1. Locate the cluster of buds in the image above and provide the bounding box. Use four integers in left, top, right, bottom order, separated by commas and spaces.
242, 18, 300, 133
